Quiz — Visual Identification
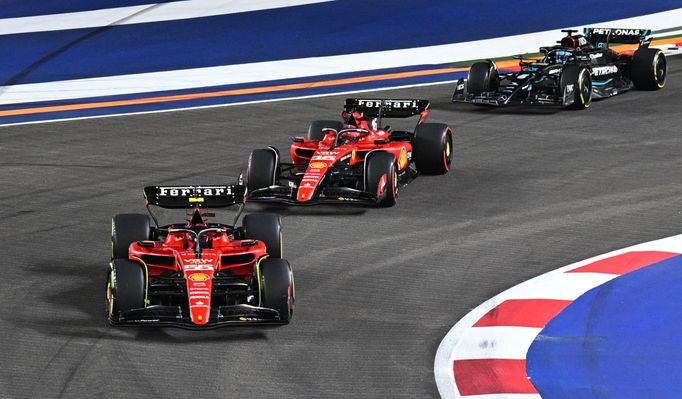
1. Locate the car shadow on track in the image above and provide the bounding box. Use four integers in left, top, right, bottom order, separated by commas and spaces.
430, 99, 562, 115
16, 261, 270, 343
249, 203, 368, 217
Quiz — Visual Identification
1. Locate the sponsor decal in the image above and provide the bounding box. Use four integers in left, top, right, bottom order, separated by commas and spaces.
311, 155, 336, 161
548, 68, 561, 75
577, 37, 588, 46
456, 83, 465, 90
159, 186, 231, 197
309, 161, 327, 169
185, 258, 213, 264
591, 28, 641, 36
339, 154, 351, 162
592, 65, 618, 76
589, 53, 602, 60
398, 147, 408, 169
358, 99, 417, 108
188, 273, 210, 282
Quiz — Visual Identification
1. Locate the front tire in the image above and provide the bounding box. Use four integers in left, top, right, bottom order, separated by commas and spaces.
560, 64, 592, 110
364, 151, 397, 207
243, 213, 282, 258
246, 148, 278, 194
632, 48, 666, 90
259, 258, 294, 323
111, 214, 152, 260
413, 123, 452, 175
468, 61, 499, 94
107, 259, 146, 323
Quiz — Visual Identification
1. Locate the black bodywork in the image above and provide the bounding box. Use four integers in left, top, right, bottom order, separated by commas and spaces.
452, 28, 663, 107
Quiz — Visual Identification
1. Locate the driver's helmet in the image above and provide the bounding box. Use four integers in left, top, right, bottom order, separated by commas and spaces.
552, 49, 572, 65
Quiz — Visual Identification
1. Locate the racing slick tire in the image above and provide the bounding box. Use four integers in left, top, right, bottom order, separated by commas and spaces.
106, 259, 146, 323
308, 120, 343, 141
364, 151, 398, 207
413, 123, 453, 175
111, 213, 152, 260
259, 258, 294, 324
243, 213, 282, 258
560, 64, 592, 110
246, 148, 279, 194
468, 61, 499, 95
632, 48, 666, 90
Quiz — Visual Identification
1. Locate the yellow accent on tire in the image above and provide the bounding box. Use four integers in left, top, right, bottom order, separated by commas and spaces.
107, 263, 115, 317
255, 256, 267, 307
654, 52, 665, 89
131, 256, 150, 306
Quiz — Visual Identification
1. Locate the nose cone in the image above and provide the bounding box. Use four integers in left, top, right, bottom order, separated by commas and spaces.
297, 185, 315, 202
185, 271, 213, 325
298, 160, 330, 202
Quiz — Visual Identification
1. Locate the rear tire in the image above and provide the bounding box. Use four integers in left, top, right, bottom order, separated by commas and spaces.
243, 213, 282, 258
246, 148, 278, 194
111, 214, 152, 260
468, 62, 499, 94
308, 120, 343, 141
259, 258, 294, 323
632, 48, 666, 90
413, 123, 452, 175
560, 64, 592, 110
364, 151, 397, 207
107, 259, 146, 323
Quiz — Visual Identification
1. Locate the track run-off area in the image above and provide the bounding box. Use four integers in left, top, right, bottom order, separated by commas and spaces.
0, 55, 680, 398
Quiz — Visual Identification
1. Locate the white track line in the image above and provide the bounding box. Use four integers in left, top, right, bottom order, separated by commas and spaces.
434, 234, 682, 399
0, 8, 680, 106
0, 0, 334, 35
0, 79, 459, 127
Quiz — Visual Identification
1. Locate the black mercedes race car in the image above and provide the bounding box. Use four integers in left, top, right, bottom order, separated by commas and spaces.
452, 27, 667, 110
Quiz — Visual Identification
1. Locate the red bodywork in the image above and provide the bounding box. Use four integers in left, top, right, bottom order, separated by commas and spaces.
288, 109, 428, 202
128, 212, 265, 326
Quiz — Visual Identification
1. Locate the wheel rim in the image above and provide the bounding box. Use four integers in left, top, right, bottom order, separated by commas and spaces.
579, 69, 592, 107
106, 272, 115, 317
443, 133, 453, 171
654, 54, 666, 88
392, 164, 398, 197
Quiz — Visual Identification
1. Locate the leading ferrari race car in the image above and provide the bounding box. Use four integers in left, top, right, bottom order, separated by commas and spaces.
106, 184, 294, 328
452, 27, 666, 109
245, 98, 453, 207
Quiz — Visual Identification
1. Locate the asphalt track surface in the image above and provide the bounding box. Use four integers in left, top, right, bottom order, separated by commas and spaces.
1, 57, 681, 399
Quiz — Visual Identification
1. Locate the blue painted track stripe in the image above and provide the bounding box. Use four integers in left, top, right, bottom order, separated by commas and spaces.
1, 0, 680, 85
0, 68, 467, 125
0, 0, 167, 19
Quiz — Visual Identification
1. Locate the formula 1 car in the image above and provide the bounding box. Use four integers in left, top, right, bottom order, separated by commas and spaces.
106, 184, 294, 328
245, 98, 453, 207
452, 27, 666, 109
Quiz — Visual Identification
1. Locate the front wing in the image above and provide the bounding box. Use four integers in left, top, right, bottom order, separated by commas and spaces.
451, 77, 572, 107
248, 185, 378, 205
110, 304, 286, 329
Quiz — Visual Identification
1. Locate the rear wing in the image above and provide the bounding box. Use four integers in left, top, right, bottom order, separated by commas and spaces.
344, 98, 430, 118
584, 27, 651, 47
144, 185, 245, 208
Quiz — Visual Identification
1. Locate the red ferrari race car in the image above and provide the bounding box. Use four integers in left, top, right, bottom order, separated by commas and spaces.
106, 184, 294, 329
245, 98, 453, 206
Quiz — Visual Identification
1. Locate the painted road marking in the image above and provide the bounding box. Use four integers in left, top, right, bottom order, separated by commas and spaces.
0, 38, 679, 122
0, 9, 679, 106
0, 0, 334, 35
434, 235, 682, 399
